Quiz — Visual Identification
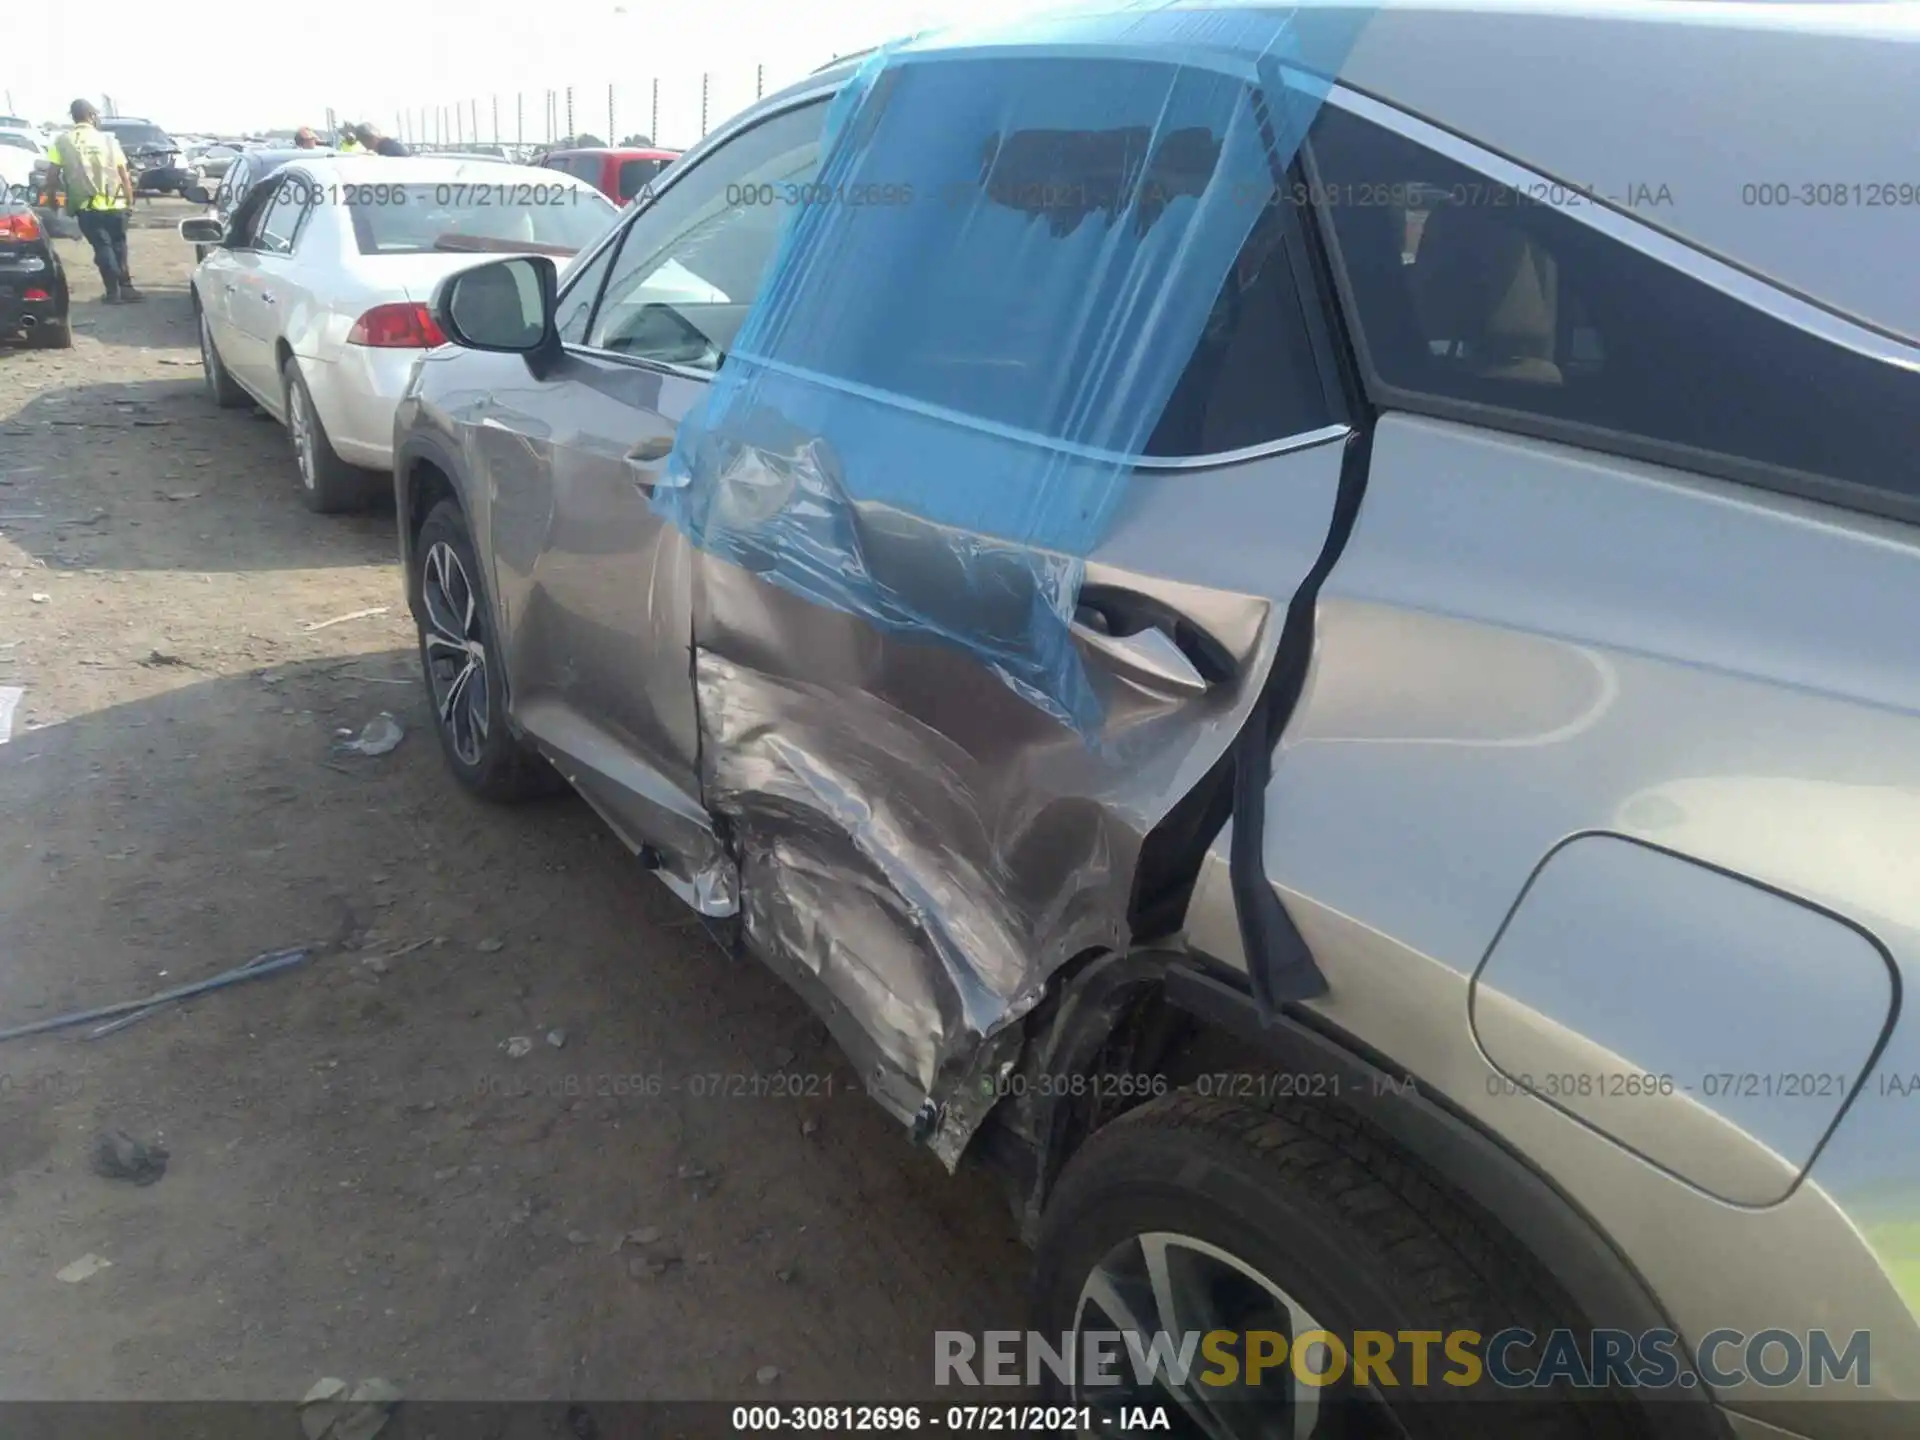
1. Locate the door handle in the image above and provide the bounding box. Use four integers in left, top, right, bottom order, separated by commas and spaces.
625, 434, 675, 495
1071, 583, 1237, 697
1070, 619, 1211, 695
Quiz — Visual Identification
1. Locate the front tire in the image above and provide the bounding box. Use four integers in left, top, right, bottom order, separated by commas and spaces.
413, 500, 563, 802
198, 306, 248, 408
283, 356, 374, 513
1033, 1092, 1645, 1440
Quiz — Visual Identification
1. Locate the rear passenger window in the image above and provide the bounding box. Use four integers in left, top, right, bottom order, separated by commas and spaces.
616, 158, 665, 203
1310, 104, 1920, 512
1142, 191, 1333, 457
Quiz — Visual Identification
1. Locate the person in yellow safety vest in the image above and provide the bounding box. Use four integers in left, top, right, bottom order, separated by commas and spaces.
41, 100, 144, 303
337, 126, 366, 154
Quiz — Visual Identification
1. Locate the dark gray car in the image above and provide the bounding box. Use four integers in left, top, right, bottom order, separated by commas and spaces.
393, 5, 1920, 1436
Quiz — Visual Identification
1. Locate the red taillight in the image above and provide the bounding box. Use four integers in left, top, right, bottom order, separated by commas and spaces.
0, 211, 42, 241
22, 288, 49, 302
347, 302, 446, 348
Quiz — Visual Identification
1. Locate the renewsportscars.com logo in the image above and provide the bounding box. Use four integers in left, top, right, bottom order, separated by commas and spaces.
935, 1328, 1872, 1391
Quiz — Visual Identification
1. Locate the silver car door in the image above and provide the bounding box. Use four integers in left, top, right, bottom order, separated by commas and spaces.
669, 51, 1357, 1147
220, 176, 301, 402
473, 97, 829, 912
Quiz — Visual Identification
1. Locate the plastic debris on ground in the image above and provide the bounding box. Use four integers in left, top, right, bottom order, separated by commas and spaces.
56, 1253, 112, 1284
333, 713, 404, 758
0, 686, 20, 743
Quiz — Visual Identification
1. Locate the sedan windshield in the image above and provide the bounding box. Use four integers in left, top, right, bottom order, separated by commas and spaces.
105, 123, 173, 149
349, 181, 615, 256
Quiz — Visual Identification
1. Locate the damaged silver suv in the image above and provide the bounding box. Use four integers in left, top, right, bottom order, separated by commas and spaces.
393, 3, 1920, 1437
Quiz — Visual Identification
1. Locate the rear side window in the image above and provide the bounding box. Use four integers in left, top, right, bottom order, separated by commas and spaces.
348, 181, 616, 256
1310, 104, 1920, 513
764, 56, 1335, 460
616, 158, 665, 203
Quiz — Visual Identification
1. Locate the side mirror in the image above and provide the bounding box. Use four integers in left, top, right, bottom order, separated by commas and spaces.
431, 256, 561, 371
179, 216, 224, 244
183, 182, 213, 206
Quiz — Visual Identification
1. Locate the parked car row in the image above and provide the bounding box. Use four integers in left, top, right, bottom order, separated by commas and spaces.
69, 4, 1920, 1435
181, 153, 616, 509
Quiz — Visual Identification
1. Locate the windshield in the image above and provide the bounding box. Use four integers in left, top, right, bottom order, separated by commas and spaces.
0, 133, 37, 152
105, 123, 172, 148
348, 180, 615, 256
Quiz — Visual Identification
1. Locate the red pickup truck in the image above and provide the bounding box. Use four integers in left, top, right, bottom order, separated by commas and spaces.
534, 147, 680, 205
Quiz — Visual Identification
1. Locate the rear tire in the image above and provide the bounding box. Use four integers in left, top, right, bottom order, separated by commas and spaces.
282, 356, 375, 513
1033, 1091, 1648, 1439
413, 499, 564, 802
28, 318, 71, 349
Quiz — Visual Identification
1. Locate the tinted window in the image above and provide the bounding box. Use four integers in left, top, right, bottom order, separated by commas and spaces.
104, 123, 170, 148
616, 158, 665, 203
0, 133, 35, 152
759, 58, 1333, 459
348, 181, 615, 256
587, 101, 826, 368
1143, 193, 1333, 457
1311, 105, 1920, 511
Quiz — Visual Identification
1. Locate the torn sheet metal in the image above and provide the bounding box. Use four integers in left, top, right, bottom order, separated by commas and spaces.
657, 2, 1367, 731
692, 547, 1297, 1162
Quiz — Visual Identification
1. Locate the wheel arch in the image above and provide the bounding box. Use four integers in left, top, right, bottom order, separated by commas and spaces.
1000, 948, 1729, 1440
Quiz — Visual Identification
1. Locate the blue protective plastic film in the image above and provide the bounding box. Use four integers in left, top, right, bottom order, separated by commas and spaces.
655, 2, 1373, 733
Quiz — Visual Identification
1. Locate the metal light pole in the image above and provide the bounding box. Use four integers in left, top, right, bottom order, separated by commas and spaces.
700, 73, 709, 137
651, 79, 659, 144
565, 86, 574, 141
517, 93, 524, 150
492, 95, 499, 146
469, 99, 478, 145
756, 64, 764, 100
608, 84, 615, 144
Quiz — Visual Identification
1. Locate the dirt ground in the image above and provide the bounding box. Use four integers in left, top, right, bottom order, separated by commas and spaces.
0, 204, 1028, 1407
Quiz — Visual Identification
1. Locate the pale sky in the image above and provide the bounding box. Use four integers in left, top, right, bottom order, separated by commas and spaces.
13, 0, 1037, 143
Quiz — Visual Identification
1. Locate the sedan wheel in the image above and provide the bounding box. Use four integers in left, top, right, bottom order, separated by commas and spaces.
199, 309, 248, 408
287, 382, 318, 493
421, 539, 490, 767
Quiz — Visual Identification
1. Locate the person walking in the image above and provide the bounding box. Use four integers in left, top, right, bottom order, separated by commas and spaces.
42, 100, 144, 303
352, 123, 410, 157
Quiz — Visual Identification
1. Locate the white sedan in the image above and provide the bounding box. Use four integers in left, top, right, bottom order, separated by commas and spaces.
183, 155, 618, 512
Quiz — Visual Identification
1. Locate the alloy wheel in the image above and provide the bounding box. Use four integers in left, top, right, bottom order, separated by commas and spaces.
288, 382, 316, 491
1071, 1232, 1412, 1440
420, 540, 490, 768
